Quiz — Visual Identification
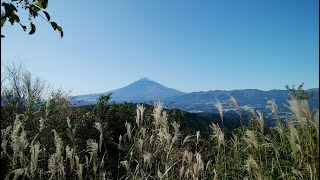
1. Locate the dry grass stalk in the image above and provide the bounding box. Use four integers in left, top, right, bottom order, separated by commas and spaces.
227, 94, 242, 118
287, 121, 300, 157
39, 117, 45, 132
86, 139, 98, 175
48, 130, 65, 179
30, 140, 40, 176
196, 131, 200, 145
1, 126, 12, 157
94, 122, 103, 152
183, 135, 193, 146
125, 121, 132, 141
231, 133, 239, 153
210, 123, 224, 147
244, 155, 261, 180
244, 105, 257, 119
11, 115, 28, 168
136, 104, 146, 126
287, 98, 311, 127
243, 130, 258, 150
256, 110, 265, 139
86, 139, 98, 164
266, 99, 279, 120
214, 99, 224, 122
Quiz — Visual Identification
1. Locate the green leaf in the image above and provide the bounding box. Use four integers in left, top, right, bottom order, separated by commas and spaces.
29, 22, 36, 35
51, 21, 57, 30
39, 0, 48, 9
29, 5, 40, 18
35, 1, 43, 8
57, 26, 62, 32
3, 2, 19, 25
8, 14, 20, 25
43, 11, 50, 21
57, 26, 63, 38
1, 13, 6, 28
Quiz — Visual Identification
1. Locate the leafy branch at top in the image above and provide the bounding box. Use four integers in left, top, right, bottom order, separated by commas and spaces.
1, 0, 63, 38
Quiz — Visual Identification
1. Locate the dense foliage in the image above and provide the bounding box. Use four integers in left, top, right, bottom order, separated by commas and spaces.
1, 69, 319, 179
1, 0, 63, 38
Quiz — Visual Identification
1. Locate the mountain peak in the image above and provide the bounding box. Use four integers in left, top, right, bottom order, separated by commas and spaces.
139, 77, 152, 81
137, 77, 156, 83
107, 78, 185, 102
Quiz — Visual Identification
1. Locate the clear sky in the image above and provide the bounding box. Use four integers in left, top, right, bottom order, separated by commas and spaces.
1, 0, 319, 95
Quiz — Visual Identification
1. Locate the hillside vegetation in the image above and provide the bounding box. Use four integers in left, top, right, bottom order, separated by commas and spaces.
1, 68, 319, 179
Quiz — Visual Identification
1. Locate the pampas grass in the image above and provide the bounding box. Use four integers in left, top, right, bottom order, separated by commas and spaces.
214, 99, 224, 122
1, 93, 318, 180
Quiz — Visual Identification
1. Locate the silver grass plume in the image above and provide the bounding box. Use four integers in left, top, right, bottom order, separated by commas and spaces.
206, 159, 212, 171
143, 152, 152, 168
244, 105, 256, 119
22, 70, 32, 101
75, 155, 83, 180
286, 98, 311, 127
266, 99, 279, 120
314, 111, 319, 142
52, 130, 63, 157
30, 140, 40, 176
179, 165, 185, 178
171, 121, 181, 146
138, 138, 144, 154
152, 101, 164, 129
256, 110, 265, 139
196, 131, 200, 145
5, 168, 27, 180
66, 117, 72, 129
287, 121, 300, 156
1, 126, 12, 157
274, 119, 285, 140
183, 135, 194, 146
182, 150, 193, 165
120, 160, 130, 173
193, 152, 204, 178
86, 139, 98, 175
214, 99, 224, 122
94, 122, 103, 152
243, 130, 258, 150
244, 155, 260, 177
11, 115, 28, 168
39, 117, 45, 132
213, 169, 218, 180
136, 104, 146, 126
118, 135, 122, 148
125, 121, 132, 141
227, 94, 242, 118
209, 123, 224, 147
86, 139, 98, 164
231, 133, 239, 153
49, 130, 65, 178
65, 145, 75, 171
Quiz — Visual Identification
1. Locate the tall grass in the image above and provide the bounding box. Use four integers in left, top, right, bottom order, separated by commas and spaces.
1, 97, 319, 179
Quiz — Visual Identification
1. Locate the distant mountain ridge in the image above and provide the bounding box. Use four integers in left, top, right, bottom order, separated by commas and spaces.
71, 78, 319, 112
72, 78, 186, 104
167, 88, 319, 113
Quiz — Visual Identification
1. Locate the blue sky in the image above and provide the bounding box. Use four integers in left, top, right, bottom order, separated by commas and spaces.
1, 0, 319, 95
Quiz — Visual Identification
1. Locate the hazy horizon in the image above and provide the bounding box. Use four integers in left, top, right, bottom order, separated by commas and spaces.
1, 0, 319, 95
71, 77, 319, 96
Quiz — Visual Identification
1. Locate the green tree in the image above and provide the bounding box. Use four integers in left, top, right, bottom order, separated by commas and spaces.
1, 0, 63, 38
285, 83, 314, 100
